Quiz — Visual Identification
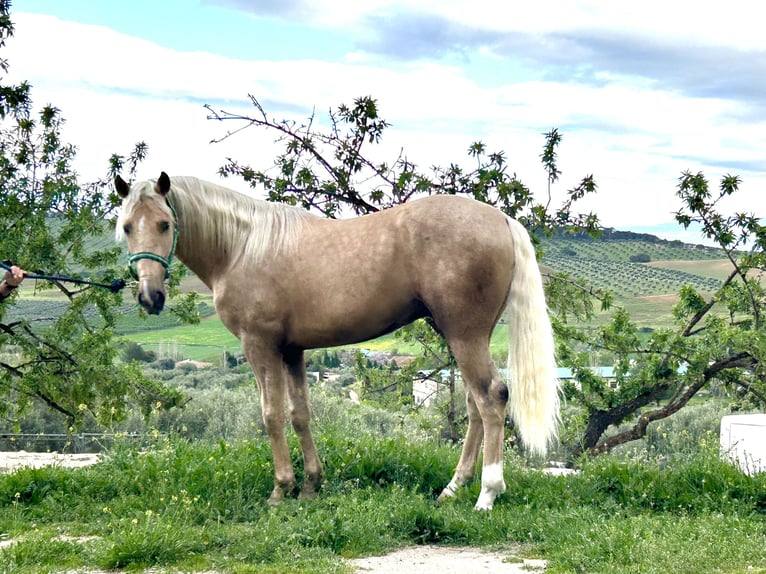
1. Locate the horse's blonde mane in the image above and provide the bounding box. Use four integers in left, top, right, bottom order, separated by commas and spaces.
116, 176, 315, 268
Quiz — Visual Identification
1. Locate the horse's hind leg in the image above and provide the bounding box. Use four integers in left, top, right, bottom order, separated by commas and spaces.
284, 349, 323, 499
449, 340, 509, 510
437, 390, 483, 502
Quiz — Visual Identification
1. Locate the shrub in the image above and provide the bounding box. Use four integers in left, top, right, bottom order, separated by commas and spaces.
120, 341, 157, 363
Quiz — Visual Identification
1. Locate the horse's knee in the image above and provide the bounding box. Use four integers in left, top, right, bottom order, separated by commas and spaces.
289, 406, 310, 435
262, 408, 285, 435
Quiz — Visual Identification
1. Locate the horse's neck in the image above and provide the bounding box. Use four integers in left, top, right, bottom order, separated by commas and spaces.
171, 187, 236, 289
174, 243, 221, 292
169, 181, 311, 289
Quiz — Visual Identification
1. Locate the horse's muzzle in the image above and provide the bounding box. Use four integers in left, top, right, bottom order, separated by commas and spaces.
138, 288, 166, 315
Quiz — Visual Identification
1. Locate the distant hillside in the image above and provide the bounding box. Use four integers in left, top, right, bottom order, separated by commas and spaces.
540, 228, 722, 261
539, 229, 725, 298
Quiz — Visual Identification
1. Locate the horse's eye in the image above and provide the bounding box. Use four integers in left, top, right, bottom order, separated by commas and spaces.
123, 223, 132, 236
160, 221, 171, 233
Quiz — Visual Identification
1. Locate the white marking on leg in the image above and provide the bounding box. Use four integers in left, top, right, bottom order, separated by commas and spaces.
474, 462, 506, 511
441, 474, 465, 499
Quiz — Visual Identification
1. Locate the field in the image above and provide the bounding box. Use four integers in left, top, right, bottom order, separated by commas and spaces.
646, 258, 735, 280
122, 316, 242, 359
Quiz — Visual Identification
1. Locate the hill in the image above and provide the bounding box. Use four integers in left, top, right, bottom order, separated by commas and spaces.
539, 229, 725, 298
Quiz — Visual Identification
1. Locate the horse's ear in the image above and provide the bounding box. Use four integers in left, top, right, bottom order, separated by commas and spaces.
156, 172, 171, 196
114, 175, 130, 198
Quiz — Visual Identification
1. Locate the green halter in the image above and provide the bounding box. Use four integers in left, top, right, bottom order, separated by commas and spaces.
126, 197, 179, 281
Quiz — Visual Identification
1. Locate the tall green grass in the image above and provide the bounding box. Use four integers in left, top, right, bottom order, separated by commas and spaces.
2, 420, 766, 573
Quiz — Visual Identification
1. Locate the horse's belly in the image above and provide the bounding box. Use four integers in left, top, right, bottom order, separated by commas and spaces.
289, 294, 428, 349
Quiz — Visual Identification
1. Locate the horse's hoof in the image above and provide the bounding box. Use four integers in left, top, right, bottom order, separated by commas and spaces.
436, 490, 454, 505
267, 492, 283, 507
267, 482, 294, 506
299, 472, 322, 500
299, 485, 318, 500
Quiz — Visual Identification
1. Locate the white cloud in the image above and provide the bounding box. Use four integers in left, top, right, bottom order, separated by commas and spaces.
335, 0, 766, 51
5, 10, 765, 238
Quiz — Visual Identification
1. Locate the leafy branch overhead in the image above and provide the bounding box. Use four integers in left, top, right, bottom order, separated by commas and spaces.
206, 95, 599, 233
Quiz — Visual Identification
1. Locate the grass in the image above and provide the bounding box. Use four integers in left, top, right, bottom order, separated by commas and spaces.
1, 426, 765, 573
121, 316, 243, 360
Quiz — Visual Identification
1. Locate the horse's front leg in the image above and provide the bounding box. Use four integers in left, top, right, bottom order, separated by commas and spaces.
284, 348, 323, 499
244, 341, 296, 506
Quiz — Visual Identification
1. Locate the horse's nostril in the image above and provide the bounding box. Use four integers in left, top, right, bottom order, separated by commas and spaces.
138, 290, 166, 314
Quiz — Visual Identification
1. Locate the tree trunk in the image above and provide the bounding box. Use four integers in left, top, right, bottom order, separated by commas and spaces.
571, 380, 671, 458
447, 365, 458, 443
571, 352, 755, 458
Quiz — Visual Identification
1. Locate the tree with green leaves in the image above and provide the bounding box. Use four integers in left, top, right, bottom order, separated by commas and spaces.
208, 94, 765, 460
0, 2, 183, 433
207, 96, 598, 233
564, 171, 765, 456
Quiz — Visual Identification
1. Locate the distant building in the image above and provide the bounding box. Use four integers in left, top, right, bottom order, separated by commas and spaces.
174, 359, 214, 369
556, 366, 618, 389
412, 369, 460, 407
413, 377, 439, 407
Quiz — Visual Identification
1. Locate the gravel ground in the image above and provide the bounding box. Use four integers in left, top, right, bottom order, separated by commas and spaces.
0, 450, 100, 473
348, 546, 546, 573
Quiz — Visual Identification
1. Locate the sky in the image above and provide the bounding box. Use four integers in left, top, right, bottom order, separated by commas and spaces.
5, 0, 766, 243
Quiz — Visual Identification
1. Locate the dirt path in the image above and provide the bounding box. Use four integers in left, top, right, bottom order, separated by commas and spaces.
0, 450, 100, 473
348, 546, 546, 573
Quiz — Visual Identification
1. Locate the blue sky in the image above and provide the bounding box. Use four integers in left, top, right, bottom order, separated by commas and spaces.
7, 0, 766, 242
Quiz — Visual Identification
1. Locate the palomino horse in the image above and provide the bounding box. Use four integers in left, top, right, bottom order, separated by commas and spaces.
114, 172, 560, 511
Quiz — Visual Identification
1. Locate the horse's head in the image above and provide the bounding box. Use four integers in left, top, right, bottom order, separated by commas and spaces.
115, 172, 177, 315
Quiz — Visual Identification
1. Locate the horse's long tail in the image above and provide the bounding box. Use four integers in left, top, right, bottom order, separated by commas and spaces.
505, 217, 560, 456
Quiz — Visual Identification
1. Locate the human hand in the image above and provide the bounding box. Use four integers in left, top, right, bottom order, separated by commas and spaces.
4, 265, 25, 287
